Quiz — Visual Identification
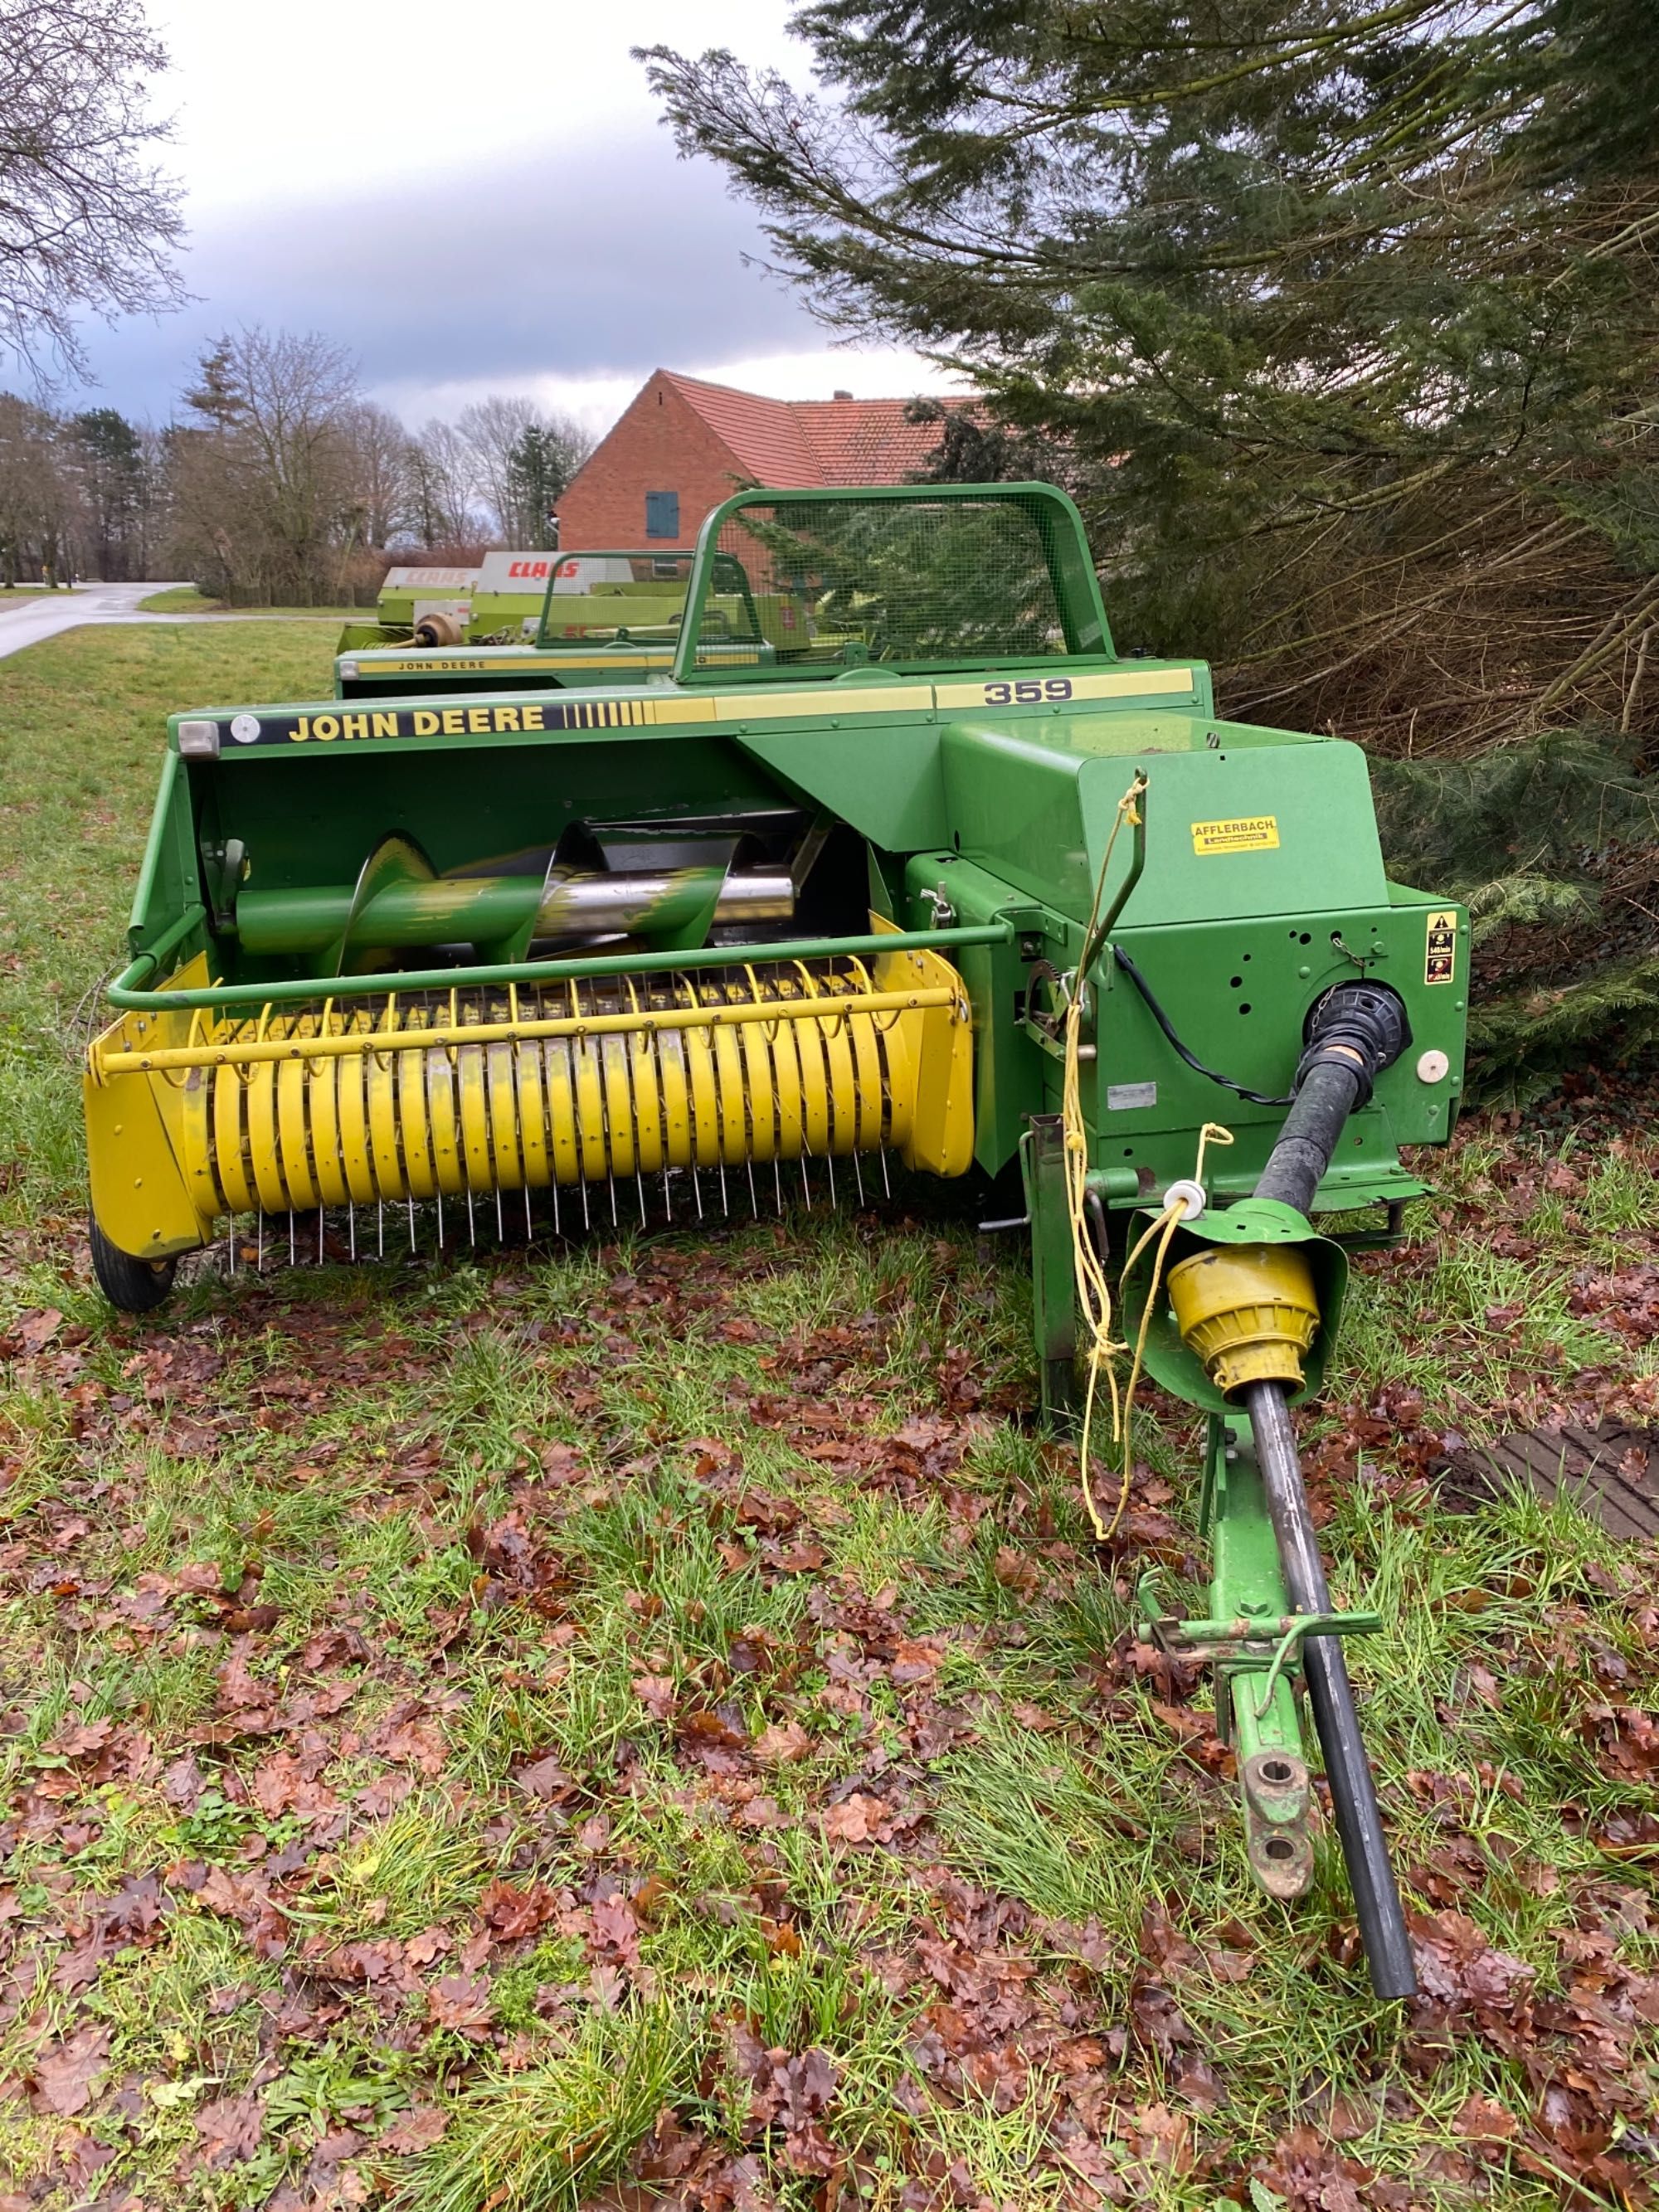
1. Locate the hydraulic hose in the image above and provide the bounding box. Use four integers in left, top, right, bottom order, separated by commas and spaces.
1248, 980, 1418, 2000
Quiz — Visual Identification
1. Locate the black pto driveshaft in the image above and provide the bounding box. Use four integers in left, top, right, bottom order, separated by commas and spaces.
1250, 983, 1418, 2001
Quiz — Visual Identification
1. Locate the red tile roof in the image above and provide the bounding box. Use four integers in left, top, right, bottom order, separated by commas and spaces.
659, 372, 819, 485
793, 397, 945, 485
659, 371, 945, 488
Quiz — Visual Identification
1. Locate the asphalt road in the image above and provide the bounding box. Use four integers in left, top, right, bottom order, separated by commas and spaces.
0, 581, 198, 661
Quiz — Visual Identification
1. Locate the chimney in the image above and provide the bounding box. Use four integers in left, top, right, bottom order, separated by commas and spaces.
832, 388, 853, 401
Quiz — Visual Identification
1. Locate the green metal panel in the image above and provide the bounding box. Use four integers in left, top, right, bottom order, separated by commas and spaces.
1020, 1117, 1078, 1420
940, 704, 1321, 920
125, 750, 203, 963
940, 719, 1097, 917
735, 724, 949, 853
1084, 904, 1467, 1161
937, 726, 1386, 941
467, 591, 546, 633
1090, 738, 1388, 928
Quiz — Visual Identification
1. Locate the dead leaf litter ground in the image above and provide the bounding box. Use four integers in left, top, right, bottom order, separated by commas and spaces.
1, 628, 1657, 2210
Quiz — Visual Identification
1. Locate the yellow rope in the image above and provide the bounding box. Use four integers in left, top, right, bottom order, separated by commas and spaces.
1102, 1121, 1234, 1539
1058, 770, 1234, 1543
1062, 777, 1144, 1540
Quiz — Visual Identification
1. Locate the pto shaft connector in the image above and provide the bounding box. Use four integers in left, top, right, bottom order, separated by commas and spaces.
1257, 981, 1410, 1217
1167, 1242, 1319, 1394
1169, 980, 1411, 1402
1238, 980, 1416, 2001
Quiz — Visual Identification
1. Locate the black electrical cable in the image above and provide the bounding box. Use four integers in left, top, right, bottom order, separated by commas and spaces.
1111, 944, 1292, 1107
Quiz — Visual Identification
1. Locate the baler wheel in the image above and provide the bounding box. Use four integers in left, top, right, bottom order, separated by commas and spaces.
90, 1215, 178, 1313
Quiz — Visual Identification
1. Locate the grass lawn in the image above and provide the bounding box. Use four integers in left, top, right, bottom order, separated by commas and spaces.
136, 588, 221, 614
1, 625, 1657, 2211
138, 588, 360, 619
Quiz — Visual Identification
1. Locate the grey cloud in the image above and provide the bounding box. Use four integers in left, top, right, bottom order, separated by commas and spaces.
70, 128, 815, 418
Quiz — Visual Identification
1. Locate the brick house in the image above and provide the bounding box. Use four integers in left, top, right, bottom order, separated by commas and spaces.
556, 369, 948, 552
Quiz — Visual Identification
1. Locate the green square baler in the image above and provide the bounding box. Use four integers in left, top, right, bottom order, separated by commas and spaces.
83, 485, 1470, 1996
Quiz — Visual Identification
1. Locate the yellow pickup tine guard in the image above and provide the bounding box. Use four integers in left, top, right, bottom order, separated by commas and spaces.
85, 943, 974, 1261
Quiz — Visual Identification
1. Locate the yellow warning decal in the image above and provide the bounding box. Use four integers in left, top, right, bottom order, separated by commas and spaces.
1191, 815, 1280, 855
1424, 907, 1457, 985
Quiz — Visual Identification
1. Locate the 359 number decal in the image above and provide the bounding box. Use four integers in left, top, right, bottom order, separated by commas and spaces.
982, 677, 1074, 706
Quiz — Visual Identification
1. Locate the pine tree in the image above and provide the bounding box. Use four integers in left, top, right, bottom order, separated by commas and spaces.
644, 1, 1659, 741
182, 338, 242, 432
67, 406, 146, 579
1372, 733, 1659, 1100
502, 419, 591, 545
644, 1, 1659, 1091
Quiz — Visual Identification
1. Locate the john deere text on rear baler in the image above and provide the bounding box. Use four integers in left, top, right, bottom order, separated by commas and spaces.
336, 547, 786, 693
84, 485, 1468, 1996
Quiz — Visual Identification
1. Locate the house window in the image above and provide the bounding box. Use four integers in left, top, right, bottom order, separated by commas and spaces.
645, 490, 679, 540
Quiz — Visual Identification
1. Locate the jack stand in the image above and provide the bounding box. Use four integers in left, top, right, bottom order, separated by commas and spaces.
1137, 1414, 1381, 1901
1022, 1115, 1079, 1422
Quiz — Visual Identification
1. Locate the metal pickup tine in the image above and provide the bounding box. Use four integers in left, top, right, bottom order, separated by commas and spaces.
158, 949, 961, 1277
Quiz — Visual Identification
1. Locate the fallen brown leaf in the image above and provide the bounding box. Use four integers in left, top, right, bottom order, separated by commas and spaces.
12, 1307, 62, 1354
752, 1719, 812, 1766
822, 1794, 888, 1845
30, 2025, 109, 2117
428, 1973, 494, 2037
381, 2104, 449, 2154
194, 2091, 264, 2167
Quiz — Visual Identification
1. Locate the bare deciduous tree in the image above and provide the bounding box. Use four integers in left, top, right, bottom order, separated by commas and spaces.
407, 419, 479, 547
168, 326, 370, 604
455, 396, 591, 542
340, 401, 414, 551
455, 395, 535, 539
0, 0, 185, 382
87, 333, 603, 594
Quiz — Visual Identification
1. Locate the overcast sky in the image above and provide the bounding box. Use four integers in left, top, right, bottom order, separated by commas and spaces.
64, 0, 956, 435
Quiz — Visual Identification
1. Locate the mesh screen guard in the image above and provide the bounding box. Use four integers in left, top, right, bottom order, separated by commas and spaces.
534, 551, 755, 653
677, 485, 1112, 679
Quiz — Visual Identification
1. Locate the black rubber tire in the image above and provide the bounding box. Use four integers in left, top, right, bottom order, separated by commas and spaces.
90, 1216, 178, 1312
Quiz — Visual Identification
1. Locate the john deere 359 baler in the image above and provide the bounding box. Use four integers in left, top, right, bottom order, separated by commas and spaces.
85, 485, 1467, 1996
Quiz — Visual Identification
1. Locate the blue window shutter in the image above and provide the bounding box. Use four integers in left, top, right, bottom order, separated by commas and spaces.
645, 490, 679, 540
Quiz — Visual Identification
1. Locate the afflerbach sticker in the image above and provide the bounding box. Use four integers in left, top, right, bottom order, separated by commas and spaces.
1424, 907, 1458, 984
1190, 815, 1280, 856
